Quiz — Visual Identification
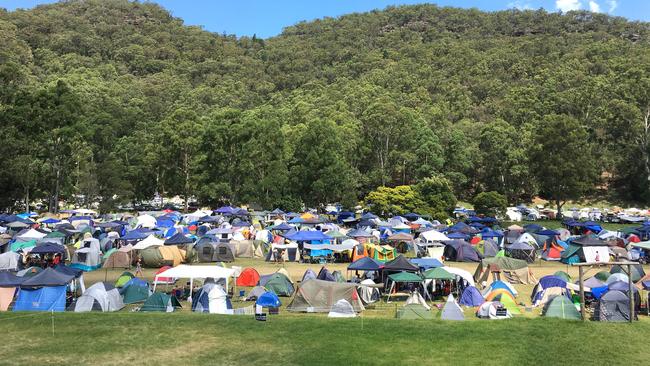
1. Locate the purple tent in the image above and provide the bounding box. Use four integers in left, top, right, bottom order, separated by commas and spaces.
459, 286, 484, 306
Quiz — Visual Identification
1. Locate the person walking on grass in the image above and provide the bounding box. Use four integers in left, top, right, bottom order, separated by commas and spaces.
135, 256, 143, 277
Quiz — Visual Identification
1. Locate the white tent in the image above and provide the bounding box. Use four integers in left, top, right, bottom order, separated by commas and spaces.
328, 299, 357, 318
72, 209, 98, 216
207, 285, 231, 314
405, 291, 431, 310
132, 235, 164, 250
477, 301, 511, 319
136, 214, 157, 229
74, 282, 124, 312
153, 265, 236, 301
17, 228, 47, 241
420, 230, 450, 242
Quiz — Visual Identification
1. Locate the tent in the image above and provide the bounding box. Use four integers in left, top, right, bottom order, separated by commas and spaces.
0, 272, 23, 311
73, 282, 124, 312
317, 267, 335, 282
102, 247, 132, 269
423, 267, 455, 280
476, 301, 511, 319
459, 286, 484, 307
474, 257, 536, 285
30, 243, 67, 260
164, 233, 193, 245
611, 264, 645, 283
443, 240, 482, 262
561, 236, 609, 264
245, 286, 267, 301
194, 238, 218, 262
256, 291, 281, 308
302, 269, 317, 282
260, 273, 294, 297
120, 278, 150, 304
358, 279, 380, 304
192, 282, 232, 314
328, 299, 357, 318
214, 243, 235, 262
236, 268, 260, 287
287, 279, 364, 313
405, 291, 430, 310
20, 267, 75, 287
396, 303, 433, 319
228, 240, 263, 258
13, 285, 66, 312
0, 252, 21, 271
485, 290, 521, 315
140, 293, 181, 312
597, 290, 634, 322
132, 235, 164, 250
70, 247, 102, 271
383, 255, 419, 272
542, 295, 580, 320
115, 272, 135, 287
140, 246, 185, 267
153, 265, 235, 300
347, 257, 382, 272
506, 241, 536, 263
441, 294, 465, 321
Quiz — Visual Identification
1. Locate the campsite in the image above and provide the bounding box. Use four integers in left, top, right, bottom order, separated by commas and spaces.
3, 0, 650, 364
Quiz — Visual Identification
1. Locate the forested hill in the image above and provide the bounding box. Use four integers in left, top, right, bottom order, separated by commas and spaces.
1, 0, 650, 214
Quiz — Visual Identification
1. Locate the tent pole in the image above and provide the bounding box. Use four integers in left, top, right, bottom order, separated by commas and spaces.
578, 266, 586, 321
188, 277, 193, 303
153, 276, 158, 293
627, 264, 634, 323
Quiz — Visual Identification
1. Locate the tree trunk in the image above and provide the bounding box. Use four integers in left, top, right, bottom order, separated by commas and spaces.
24, 187, 29, 213
556, 199, 564, 219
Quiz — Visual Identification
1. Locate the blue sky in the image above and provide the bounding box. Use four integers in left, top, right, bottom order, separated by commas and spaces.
1, 0, 648, 38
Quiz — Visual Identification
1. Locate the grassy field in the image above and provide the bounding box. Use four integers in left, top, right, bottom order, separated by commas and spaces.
0, 312, 647, 366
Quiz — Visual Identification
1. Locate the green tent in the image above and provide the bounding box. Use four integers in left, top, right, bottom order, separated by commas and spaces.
594, 271, 611, 282
122, 285, 150, 304
496, 293, 521, 315
396, 304, 433, 319
423, 267, 455, 280
10, 240, 36, 252
264, 273, 295, 296
481, 256, 528, 270
495, 250, 505, 257
611, 264, 645, 282
553, 271, 571, 282
45, 231, 65, 238
542, 295, 581, 320
388, 271, 422, 283
325, 231, 348, 239
115, 271, 135, 287
140, 293, 181, 312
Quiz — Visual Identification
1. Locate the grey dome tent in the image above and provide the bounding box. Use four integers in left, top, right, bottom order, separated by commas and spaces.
302, 269, 317, 282
73, 282, 124, 312
506, 241, 536, 263
596, 290, 635, 322
214, 243, 235, 262
245, 286, 267, 301
194, 238, 218, 262
441, 294, 465, 321
443, 240, 482, 262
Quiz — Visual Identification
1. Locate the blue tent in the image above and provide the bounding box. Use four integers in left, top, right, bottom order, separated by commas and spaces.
459, 286, 484, 306
410, 258, 443, 270
53, 264, 83, 278
119, 277, 149, 292
480, 228, 503, 239
524, 223, 543, 233
13, 285, 67, 312
256, 291, 281, 308
156, 218, 176, 228
232, 221, 251, 227
41, 218, 61, 225
317, 267, 335, 281
337, 211, 355, 223
447, 232, 468, 239
583, 221, 603, 233
214, 206, 234, 215
271, 223, 292, 231
121, 230, 151, 241
164, 233, 193, 245
487, 280, 516, 296
271, 208, 285, 215
536, 229, 559, 236
403, 213, 420, 222
347, 257, 383, 271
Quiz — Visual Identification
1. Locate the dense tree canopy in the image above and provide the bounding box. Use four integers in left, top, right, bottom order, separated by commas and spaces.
1, 0, 649, 212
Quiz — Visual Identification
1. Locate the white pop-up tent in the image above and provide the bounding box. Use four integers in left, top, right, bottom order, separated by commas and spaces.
132, 234, 164, 250
153, 265, 236, 302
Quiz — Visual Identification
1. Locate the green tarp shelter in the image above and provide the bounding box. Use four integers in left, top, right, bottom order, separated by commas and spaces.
542, 295, 581, 320
423, 267, 455, 280
388, 271, 422, 283
396, 303, 433, 319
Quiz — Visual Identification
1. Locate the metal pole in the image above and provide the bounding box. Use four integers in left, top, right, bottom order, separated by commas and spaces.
628, 264, 635, 323
578, 266, 586, 321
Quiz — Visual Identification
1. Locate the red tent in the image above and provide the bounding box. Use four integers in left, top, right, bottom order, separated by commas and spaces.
628, 234, 641, 243
470, 236, 481, 245
236, 267, 261, 287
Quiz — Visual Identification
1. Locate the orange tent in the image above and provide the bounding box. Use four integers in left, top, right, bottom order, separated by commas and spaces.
237, 267, 261, 287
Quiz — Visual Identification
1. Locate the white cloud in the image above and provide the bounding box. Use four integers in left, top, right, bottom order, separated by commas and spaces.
508, 1, 533, 10
589, 1, 601, 12
607, 0, 618, 13
556, 0, 582, 12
